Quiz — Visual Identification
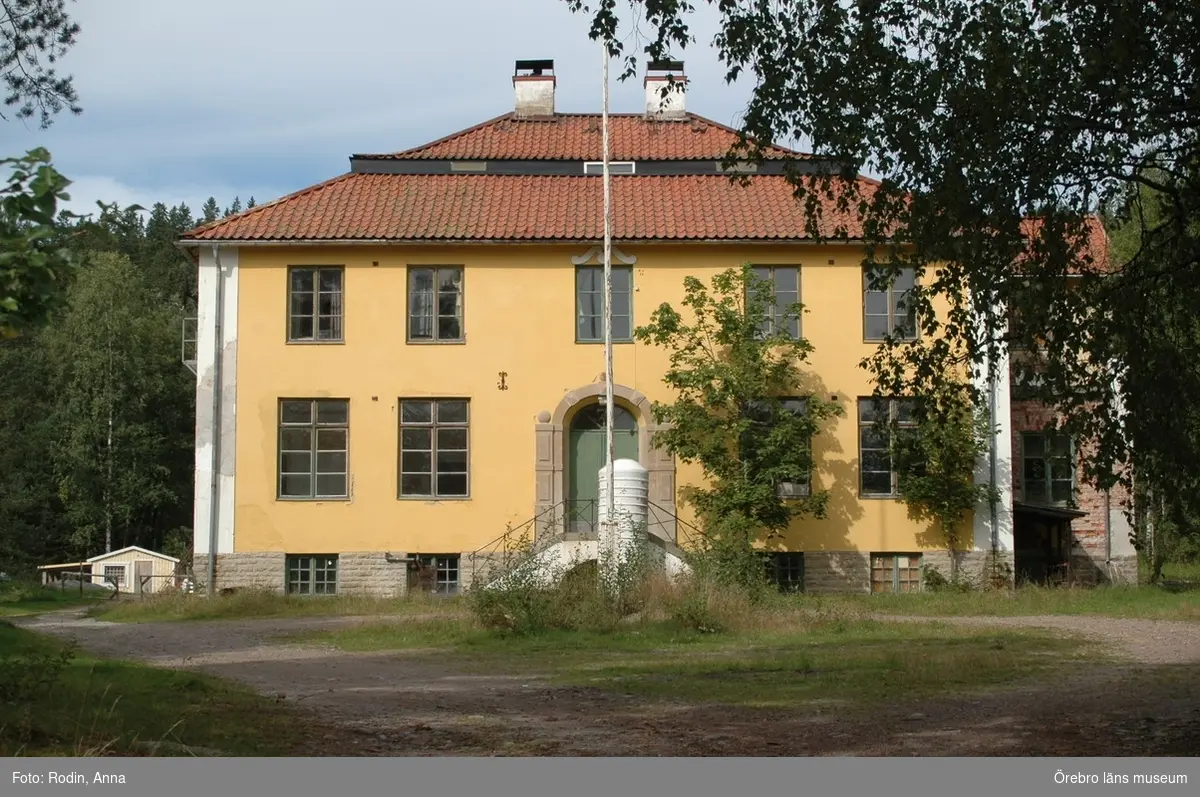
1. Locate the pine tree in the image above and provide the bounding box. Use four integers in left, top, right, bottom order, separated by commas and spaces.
200, 197, 220, 224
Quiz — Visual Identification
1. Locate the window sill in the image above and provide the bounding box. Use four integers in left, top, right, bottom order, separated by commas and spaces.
397, 495, 471, 502
576, 339, 635, 345
859, 493, 902, 500
406, 338, 466, 345
276, 496, 352, 503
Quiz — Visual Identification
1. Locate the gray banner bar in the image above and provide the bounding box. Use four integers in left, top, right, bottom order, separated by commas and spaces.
4, 757, 1195, 797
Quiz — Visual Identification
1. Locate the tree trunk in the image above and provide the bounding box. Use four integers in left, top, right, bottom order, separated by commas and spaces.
105, 401, 113, 554
104, 331, 114, 554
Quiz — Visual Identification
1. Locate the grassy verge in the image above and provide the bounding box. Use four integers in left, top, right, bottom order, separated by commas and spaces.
808, 584, 1200, 620
0, 622, 329, 756
0, 581, 106, 617
88, 588, 462, 623
292, 613, 1094, 708
1160, 560, 1200, 583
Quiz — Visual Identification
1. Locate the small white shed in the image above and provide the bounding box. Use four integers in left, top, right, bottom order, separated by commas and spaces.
87, 546, 181, 595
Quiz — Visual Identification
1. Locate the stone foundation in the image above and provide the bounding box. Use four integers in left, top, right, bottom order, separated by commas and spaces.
338, 551, 410, 596
1069, 553, 1140, 586
192, 551, 475, 596
922, 550, 1016, 590
803, 552, 871, 594
192, 546, 1136, 596
192, 552, 286, 592
1105, 554, 1140, 585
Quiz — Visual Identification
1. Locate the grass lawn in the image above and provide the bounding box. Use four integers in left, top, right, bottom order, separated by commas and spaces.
0, 582, 107, 618
293, 615, 1095, 709
0, 623, 324, 756
812, 583, 1200, 620
88, 588, 461, 623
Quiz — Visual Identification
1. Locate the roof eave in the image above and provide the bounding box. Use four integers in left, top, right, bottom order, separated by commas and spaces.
175, 236, 881, 247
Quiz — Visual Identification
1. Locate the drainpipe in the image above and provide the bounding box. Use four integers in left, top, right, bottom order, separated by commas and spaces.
207, 244, 225, 597
1104, 489, 1112, 580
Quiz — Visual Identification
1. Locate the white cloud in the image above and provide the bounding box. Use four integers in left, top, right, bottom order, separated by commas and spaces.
7, 0, 764, 216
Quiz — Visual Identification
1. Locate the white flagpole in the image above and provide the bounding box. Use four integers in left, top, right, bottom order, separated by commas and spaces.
601, 40, 616, 543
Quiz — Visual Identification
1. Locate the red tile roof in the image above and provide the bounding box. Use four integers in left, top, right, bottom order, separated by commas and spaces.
362, 112, 801, 161
181, 173, 873, 242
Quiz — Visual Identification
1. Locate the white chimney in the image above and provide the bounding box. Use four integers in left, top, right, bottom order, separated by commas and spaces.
644, 60, 687, 119
513, 59, 556, 118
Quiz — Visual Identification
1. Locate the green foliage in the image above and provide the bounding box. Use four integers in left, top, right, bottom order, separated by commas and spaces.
0, 335, 70, 570
466, 527, 657, 635
0, 630, 75, 704
566, 1, 1200, 548
1104, 176, 1200, 578
200, 197, 220, 224
634, 264, 841, 585
888, 387, 997, 573
921, 565, 973, 594
0, 149, 81, 338
42, 252, 194, 556
0, 1, 81, 128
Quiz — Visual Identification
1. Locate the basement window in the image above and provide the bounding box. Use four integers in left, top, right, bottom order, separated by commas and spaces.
287, 555, 338, 595
411, 555, 460, 596
871, 553, 922, 594
764, 552, 805, 593
584, 161, 635, 175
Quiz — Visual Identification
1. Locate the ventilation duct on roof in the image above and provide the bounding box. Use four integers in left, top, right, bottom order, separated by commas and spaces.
513, 59, 556, 118
644, 60, 686, 119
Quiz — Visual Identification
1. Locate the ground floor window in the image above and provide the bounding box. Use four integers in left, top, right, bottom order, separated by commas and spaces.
764, 552, 805, 592
286, 555, 338, 595
871, 553, 922, 593
103, 564, 125, 588
412, 554, 460, 595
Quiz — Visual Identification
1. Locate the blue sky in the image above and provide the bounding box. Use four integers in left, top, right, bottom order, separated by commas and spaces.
5, 0, 769, 221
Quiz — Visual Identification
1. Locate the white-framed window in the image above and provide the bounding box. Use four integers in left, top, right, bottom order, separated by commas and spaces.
583, 161, 635, 175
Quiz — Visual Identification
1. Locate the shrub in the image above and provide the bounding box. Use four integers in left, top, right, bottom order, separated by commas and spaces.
0, 634, 75, 705
922, 565, 973, 593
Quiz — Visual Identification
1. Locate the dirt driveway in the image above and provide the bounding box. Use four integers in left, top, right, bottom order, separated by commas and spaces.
14, 609, 1200, 756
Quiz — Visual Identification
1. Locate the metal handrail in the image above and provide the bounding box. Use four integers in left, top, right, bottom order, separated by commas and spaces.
467, 498, 703, 585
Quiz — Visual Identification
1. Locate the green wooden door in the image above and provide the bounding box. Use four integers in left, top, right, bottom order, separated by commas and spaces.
568, 403, 638, 532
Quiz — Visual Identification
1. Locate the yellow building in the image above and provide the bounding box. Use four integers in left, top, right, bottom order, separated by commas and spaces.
179, 59, 1028, 596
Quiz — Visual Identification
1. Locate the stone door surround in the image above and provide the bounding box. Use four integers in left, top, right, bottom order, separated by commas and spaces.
534, 376, 677, 541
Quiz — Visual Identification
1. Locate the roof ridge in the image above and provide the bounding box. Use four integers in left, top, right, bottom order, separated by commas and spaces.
373, 111, 517, 159
358, 110, 806, 161
682, 112, 803, 158
181, 173, 359, 239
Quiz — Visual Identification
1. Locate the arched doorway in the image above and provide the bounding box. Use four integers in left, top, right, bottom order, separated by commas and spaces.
567, 402, 638, 532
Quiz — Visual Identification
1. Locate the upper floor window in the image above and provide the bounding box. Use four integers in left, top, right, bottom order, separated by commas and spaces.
741, 397, 811, 498
584, 161, 635, 175
408, 267, 464, 343
288, 267, 344, 343
576, 266, 633, 342
863, 266, 917, 341
858, 397, 917, 497
748, 265, 801, 338
1021, 431, 1074, 505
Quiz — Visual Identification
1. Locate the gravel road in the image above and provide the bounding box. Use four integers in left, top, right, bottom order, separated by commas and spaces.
13, 609, 1200, 756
